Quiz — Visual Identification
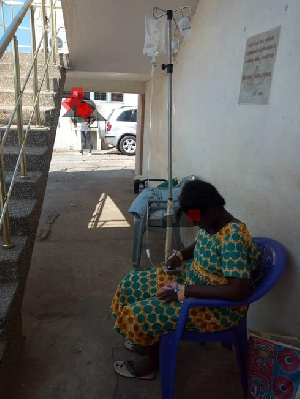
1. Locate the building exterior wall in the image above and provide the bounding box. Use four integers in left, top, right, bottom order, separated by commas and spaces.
142, 0, 300, 336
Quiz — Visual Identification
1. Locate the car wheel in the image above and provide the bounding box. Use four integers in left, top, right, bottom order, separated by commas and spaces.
119, 136, 136, 156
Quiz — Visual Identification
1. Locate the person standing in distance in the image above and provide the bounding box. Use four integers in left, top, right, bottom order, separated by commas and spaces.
78, 114, 96, 156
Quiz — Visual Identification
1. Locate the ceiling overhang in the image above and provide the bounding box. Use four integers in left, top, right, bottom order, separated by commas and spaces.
62, 0, 200, 92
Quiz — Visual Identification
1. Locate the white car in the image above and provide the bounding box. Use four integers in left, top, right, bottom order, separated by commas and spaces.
104, 106, 137, 156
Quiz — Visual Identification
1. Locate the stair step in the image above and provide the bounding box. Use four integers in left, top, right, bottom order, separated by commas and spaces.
3, 198, 39, 237
0, 61, 62, 79
0, 339, 5, 365
0, 284, 23, 397
0, 51, 45, 64
3, 145, 53, 172
0, 236, 30, 282
5, 171, 44, 199
0, 75, 60, 93
1, 126, 52, 147
0, 338, 8, 398
0, 90, 57, 108
0, 51, 69, 69
0, 281, 18, 339
0, 105, 56, 126
0, 334, 22, 397
0, 58, 65, 386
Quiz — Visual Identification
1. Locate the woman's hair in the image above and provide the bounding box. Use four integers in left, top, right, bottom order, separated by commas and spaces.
179, 179, 225, 216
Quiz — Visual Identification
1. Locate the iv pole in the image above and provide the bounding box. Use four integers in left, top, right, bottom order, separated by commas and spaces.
164, 10, 174, 262
153, 6, 191, 261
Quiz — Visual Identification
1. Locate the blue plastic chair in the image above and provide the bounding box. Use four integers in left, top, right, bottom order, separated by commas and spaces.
159, 237, 286, 399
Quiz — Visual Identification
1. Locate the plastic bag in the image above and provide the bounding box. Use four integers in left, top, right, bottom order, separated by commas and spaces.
143, 15, 166, 56
178, 16, 191, 40
171, 40, 180, 54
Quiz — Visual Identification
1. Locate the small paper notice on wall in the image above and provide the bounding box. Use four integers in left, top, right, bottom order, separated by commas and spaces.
238, 26, 281, 105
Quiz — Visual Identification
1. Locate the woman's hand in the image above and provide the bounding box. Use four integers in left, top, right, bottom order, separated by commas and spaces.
164, 243, 196, 271
164, 254, 182, 270
157, 283, 179, 303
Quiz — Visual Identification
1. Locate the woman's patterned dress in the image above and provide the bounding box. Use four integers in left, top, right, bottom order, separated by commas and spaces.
111, 222, 261, 346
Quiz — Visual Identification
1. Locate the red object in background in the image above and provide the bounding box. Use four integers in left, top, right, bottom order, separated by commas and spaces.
187, 209, 200, 222
62, 87, 83, 112
107, 122, 112, 132
76, 102, 94, 120
62, 87, 95, 120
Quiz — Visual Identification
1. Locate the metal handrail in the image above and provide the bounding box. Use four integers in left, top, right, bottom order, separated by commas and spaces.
0, 1, 27, 5
0, 0, 62, 248
0, 50, 52, 229
0, 9, 50, 147
3, 2, 32, 50
0, 0, 32, 59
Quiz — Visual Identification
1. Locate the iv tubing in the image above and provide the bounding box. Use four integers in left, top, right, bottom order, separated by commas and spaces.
145, 55, 157, 253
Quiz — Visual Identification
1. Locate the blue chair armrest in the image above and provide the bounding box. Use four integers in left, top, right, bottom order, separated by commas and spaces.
175, 297, 252, 341
182, 297, 251, 310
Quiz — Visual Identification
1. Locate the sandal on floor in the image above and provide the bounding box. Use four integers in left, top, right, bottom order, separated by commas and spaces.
124, 340, 146, 355
114, 361, 156, 380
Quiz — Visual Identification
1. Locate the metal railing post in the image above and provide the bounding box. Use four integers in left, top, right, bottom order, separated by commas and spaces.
0, 154, 13, 248
1, 3, 6, 32
30, 6, 41, 126
0, 0, 33, 60
41, 0, 50, 91
12, 35, 28, 179
50, 0, 56, 64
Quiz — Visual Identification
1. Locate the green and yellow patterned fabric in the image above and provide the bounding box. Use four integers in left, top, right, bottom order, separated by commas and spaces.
111, 222, 261, 346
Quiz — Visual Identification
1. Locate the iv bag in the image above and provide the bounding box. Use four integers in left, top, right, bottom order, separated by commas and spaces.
143, 15, 166, 56
178, 16, 191, 40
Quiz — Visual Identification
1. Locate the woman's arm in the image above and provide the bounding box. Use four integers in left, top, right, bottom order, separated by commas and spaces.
180, 242, 196, 261
157, 277, 251, 302
185, 277, 251, 301
165, 242, 196, 269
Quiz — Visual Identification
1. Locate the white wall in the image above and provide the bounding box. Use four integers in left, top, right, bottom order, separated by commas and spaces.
142, 0, 300, 336
54, 107, 77, 150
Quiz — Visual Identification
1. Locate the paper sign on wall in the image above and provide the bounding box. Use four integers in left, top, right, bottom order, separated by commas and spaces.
238, 26, 281, 105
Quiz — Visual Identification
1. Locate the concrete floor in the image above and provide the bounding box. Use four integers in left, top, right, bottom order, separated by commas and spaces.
7, 150, 243, 399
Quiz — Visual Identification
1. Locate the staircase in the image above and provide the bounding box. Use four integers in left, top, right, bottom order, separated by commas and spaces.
0, 51, 67, 395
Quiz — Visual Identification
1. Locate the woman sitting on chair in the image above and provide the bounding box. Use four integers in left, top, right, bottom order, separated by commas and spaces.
111, 179, 261, 380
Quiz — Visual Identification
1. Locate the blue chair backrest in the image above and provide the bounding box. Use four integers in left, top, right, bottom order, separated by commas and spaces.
250, 237, 286, 303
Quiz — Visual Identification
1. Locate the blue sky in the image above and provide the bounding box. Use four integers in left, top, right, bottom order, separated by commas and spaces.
1, 3, 31, 52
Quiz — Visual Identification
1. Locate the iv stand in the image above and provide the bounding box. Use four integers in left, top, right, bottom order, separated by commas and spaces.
162, 10, 174, 261
153, 6, 191, 261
